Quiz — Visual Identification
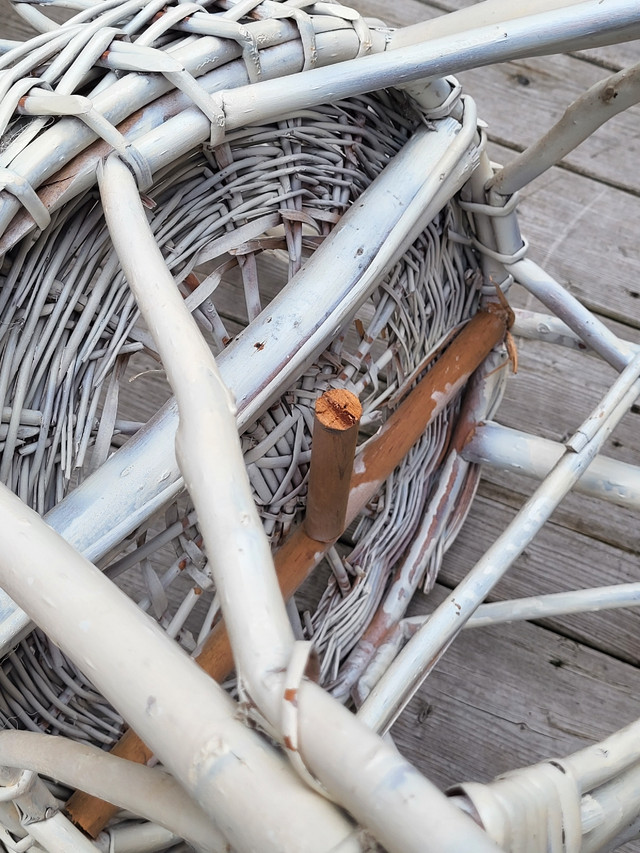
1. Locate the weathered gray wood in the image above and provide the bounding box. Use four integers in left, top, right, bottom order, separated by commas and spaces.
394, 583, 640, 853
0, 1, 36, 40
502, 150, 640, 329
440, 491, 640, 664
392, 582, 640, 810
477, 465, 640, 559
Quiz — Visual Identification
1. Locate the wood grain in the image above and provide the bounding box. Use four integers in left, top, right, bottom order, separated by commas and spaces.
305, 389, 362, 543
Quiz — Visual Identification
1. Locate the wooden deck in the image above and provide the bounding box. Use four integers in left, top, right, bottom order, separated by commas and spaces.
2, 0, 640, 848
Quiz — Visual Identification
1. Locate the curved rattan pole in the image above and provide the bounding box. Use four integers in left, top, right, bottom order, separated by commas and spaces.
0, 731, 225, 852
564, 719, 640, 806
464, 421, 640, 511
0, 41, 19, 56
580, 764, 640, 852
98, 144, 503, 853
202, 0, 640, 128
490, 62, 640, 198
358, 350, 640, 734
66, 307, 510, 838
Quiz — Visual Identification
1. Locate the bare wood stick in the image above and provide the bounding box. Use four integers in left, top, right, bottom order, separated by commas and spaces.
65, 307, 508, 836
304, 389, 362, 543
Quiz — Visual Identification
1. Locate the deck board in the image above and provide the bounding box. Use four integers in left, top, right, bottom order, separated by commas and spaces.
2, 0, 640, 849
496, 152, 640, 328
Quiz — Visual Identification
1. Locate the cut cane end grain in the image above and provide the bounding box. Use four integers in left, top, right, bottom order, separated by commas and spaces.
315, 389, 362, 430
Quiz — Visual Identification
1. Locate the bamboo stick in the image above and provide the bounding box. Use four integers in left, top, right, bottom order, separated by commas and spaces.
65, 306, 509, 836
304, 389, 362, 543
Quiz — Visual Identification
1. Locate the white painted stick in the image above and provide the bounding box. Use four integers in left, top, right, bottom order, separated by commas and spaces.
96, 822, 181, 853
401, 583, 640, 632
465, 421, 640, 510
25, 812, 99, 853
0, 769, 98, 853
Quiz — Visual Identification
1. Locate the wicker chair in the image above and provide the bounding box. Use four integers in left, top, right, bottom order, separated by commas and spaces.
0, 1, 639, 851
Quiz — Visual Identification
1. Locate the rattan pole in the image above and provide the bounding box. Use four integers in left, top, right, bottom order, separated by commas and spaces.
345, 308, 510, 513
304, 390, 362, 543
66, 307, 508, 836
65, 730, 153, 837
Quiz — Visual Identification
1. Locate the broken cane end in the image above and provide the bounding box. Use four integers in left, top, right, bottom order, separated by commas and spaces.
304, 389, 362, 543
